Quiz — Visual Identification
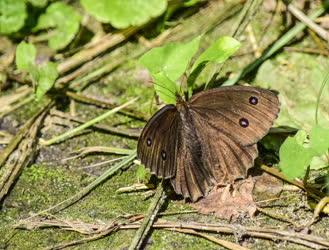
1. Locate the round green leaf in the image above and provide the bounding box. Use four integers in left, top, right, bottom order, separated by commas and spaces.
0, 0, 27, 34
139, 36, 201, 82
34, 2, 81, 50
310, 154, 329, 170
81, 0, 167, 29
310, 126, 329, 155
16, 42, 36, 71
279, 136, 315, 179
35, 62, 58, 101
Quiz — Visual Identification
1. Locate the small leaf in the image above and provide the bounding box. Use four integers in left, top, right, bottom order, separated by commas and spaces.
16, 42, 36, 71
136, 165, 149, 182
80, 0, 167, 29
152, 72, 177, 104
294, 129, 308, 146
191, 36, 241, 72
0, 0, 27, 34
35, 62, 58, 101
27, 0, 48, 7
310, 153, 329, 170
139, 36, 201, 82
279, 136, 315, 179
310, 126, 329, 155
34, 2, 81, 50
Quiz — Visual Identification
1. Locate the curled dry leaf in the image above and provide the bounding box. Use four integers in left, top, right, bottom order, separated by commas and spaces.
191, 177, 256, 220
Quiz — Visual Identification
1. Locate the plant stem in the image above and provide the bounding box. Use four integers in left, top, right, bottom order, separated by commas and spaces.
41, 98, 138, 146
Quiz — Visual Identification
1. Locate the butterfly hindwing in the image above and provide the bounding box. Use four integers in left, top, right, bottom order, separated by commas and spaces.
137, 105, 180, 178
171, 107, 258, 201
170, 114, 215, 201
189, 86, 280, 146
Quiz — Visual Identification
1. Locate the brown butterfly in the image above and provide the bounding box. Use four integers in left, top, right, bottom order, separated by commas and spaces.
137, 86, 280, 201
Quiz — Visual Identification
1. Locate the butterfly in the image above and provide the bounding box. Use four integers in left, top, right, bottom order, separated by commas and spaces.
137, 86, 280, 201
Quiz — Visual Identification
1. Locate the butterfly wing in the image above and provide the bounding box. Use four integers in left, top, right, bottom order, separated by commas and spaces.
189, 86, 280, 146
170, 108, 258, 201
171, 86, 279, 201
137, 105, 180, 179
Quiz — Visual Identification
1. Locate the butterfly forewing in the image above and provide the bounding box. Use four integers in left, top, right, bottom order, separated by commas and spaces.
137, 105, 180, 178
189, 86, 280, 146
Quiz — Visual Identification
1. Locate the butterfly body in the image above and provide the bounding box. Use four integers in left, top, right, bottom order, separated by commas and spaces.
137, 86, 280, 201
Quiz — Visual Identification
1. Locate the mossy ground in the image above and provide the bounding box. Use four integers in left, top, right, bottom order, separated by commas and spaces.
1, 1, 329, 249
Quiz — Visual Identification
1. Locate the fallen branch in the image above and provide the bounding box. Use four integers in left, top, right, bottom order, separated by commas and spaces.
285, 1, 329, 42
16, 217, 329, 249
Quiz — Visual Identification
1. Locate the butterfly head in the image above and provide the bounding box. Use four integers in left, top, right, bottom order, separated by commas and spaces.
176, 94, 189, 113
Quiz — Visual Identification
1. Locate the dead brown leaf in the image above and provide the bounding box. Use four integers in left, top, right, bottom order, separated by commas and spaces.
191, 177, 256, 220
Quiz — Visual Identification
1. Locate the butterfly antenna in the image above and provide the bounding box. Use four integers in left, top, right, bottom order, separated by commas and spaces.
315, 72, 329, 125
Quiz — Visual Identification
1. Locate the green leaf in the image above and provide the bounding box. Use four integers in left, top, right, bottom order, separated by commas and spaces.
310, 126, 329, 155
35, 62, 58, 101
191, 36, 241, 72
27, 0, 48, 7
255, 53, 329, 130
294, 129, 308, 146
152, 72, 177, 104
139, 36, 201, 82
310, 153, 329, 170
279, 136, 315, 179
15, 42, 58, 100
136, 165, 150, 182
34, 2, 81, 50
183, 0, 202, 7
80, 0, 167, 29
16, 42, 36, 71
0, 0, 27, 34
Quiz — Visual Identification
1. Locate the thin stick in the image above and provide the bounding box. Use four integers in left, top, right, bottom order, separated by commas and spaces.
128, 185, 166, 250
57, 27, 139, 74
122, 221, 329, 249
40, 98, 138, 146
284, 46, 329, 56
50, 109, 141, 139
166, 228, 250, 250
69, 146, 134, 158
260, 165, 325, 201
17, 218, 329, 249
64, 91, 147, 122
305, 196, 329, 227
286, 2, 329, 42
